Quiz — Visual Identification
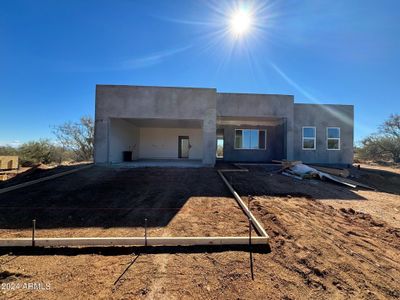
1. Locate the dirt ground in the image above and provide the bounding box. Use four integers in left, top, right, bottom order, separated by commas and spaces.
0, 163, 92, 189
0, 167, 249, 238
0, 164, 400, 299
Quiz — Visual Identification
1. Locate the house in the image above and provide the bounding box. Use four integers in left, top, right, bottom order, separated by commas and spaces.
94, 85, 354, 166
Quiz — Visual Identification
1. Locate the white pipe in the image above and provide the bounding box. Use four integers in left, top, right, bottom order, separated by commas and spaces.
0, 236, 269, 247
0, 164, 93, 195
217, 170, 269, 238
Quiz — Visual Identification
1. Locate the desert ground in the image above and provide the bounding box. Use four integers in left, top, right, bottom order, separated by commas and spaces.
0, 163, 399, 299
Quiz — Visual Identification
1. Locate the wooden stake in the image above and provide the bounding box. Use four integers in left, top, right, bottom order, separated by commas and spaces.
32, 219, 36, 247
249, 217, 254, 281
144, 218, 148, 247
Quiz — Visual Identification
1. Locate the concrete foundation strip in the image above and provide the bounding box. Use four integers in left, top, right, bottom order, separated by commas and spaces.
0, 236, 268, 247
0, 164, 93, 195
217, 169, 269, 238
0, 165, 269, 248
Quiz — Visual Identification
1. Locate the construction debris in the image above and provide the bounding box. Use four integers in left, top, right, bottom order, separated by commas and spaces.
309, 165, 350, 178
276, 161, 373, 190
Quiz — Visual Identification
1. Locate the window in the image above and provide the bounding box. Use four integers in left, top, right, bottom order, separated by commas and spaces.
235, 129, 266, 150
327, 127, 340, 150
302, 127, 316, 150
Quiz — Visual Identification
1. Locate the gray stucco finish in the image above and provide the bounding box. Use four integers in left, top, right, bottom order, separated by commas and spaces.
293, 104, 354, 165
217, 93, 294, 160
94, 85, 354, 166
219, 124, 285, 162
95, 85, 216, 165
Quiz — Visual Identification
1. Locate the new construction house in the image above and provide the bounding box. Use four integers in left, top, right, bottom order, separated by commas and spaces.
94, 85, 354, 166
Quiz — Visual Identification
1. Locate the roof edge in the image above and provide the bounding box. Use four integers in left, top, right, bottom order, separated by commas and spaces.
96, 84, 217, 91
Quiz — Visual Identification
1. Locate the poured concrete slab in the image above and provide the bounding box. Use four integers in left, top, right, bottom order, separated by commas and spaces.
110, 159, 205, 168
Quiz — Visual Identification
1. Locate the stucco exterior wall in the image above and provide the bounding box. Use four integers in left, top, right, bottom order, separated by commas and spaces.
94, 85, 216, 165
218, 124, 285, 162
293, 104, 354, 165
216, 93, 294, 160
109, 119, 140, 163
139, 127, 202, 160
94, 85, 354, 166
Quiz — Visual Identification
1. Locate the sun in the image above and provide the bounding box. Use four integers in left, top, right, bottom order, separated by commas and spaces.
230, 9, 253, 36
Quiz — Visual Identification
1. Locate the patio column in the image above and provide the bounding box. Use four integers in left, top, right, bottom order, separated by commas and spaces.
202, 108, 216, 166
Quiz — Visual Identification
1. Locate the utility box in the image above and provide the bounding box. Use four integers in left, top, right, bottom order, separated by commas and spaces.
0, 156, 19, 170
122, 151, 133, 162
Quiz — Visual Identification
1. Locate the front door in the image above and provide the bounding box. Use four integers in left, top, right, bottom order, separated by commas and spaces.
178, 136, 190, 158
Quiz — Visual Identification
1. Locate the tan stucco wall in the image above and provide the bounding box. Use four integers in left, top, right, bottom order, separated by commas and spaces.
139, 127, 203, 160
109, 119, 140, 163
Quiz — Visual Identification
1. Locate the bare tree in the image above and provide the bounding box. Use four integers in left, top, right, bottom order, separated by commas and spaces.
53, 116, 94, 161
380, 114, 400, 139
359, 114, 400, 163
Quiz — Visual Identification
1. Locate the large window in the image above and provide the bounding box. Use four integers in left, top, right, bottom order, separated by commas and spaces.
327, 127, 340, 150
235, 129, 266, 150
302, 127, 316, 150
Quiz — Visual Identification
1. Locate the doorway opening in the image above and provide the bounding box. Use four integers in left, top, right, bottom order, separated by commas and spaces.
178, 136, 190, 159
216, 138, 224, 159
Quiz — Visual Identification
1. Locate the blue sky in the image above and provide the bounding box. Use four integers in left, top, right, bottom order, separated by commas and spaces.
1, 0, 399, 146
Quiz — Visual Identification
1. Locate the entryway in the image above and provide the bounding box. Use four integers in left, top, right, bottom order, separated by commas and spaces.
178, 136, 190, 159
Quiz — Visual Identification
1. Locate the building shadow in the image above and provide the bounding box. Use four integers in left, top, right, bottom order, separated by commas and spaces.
0, 165, 370, 230
0, 166, 228, 229
226, 167, 367, 202
0, 244, 271, 256
349, 165, 400, 195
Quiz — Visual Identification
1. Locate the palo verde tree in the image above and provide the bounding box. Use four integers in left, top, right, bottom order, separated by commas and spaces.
52, 116, 94, 161
359, 114, 400, 163
18, 139, 56, 165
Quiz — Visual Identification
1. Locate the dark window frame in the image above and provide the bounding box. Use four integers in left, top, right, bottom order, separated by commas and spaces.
234, 129, 267, 150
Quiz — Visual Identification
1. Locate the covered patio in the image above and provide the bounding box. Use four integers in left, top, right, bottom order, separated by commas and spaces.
108, 118, 205, 164
216, 116, 287, 162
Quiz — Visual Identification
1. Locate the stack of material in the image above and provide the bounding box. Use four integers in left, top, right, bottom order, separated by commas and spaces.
275, 160, 374, 190
0, 156, 19, 181
0, 156, 19, 171
282, 163, 321, 180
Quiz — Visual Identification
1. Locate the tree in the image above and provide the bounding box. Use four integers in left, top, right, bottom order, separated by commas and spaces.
52, 116, 94, 161
18, 139, 56, 164
0, 145, 18, 156
359, 114, 400, 163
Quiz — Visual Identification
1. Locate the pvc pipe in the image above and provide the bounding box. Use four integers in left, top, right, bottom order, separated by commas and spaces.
217, 170, 269, 238
0, 236, 269, 247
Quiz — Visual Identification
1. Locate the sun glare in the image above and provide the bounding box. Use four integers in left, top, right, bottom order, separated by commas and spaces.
230, 9, 253, 36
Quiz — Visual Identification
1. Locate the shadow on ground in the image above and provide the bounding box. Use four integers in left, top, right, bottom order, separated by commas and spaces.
0, 164, 91, 189
226, 166, 367, 202
0, 244, 271, 256
0, 165, 368, 230
349, 166, 400, 195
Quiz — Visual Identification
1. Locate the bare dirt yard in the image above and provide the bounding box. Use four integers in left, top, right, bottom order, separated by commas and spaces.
0, 164, 399, 299
0, 167, 250, 238
0, 163, 92, 189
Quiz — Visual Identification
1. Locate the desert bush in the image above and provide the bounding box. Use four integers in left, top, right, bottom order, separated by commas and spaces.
18, 139, 56, 165
0, 146, 18, 156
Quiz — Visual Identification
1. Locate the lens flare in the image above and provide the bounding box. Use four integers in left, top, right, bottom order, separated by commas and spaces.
230, 9, 253, 36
